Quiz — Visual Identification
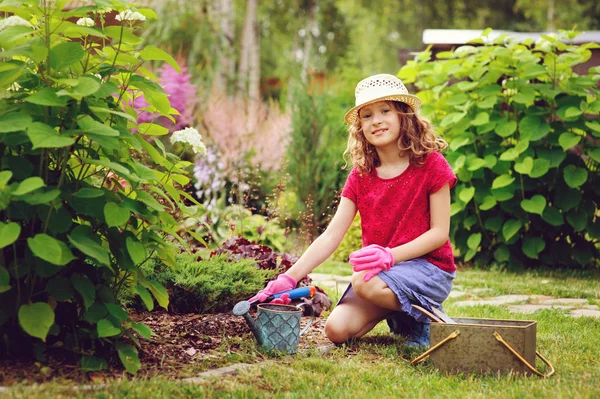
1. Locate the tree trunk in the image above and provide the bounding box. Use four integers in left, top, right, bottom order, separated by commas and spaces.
238, 0, 258, 96
546, 0, 555, 31
301, 0, 317, 83
212, 0, 235, 93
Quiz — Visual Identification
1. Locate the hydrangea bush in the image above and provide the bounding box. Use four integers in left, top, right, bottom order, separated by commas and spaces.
0, 0, 205, 373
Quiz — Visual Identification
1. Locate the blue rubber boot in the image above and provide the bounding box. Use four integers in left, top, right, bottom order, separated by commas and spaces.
386, 311, 430, 347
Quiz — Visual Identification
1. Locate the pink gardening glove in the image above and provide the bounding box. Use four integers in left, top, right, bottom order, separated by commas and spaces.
248, 274, 297, 303
349, 244, 395, 282
270, 293, 291, 305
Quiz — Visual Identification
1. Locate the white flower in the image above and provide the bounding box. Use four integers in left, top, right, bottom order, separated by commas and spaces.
115, 10, 146, 22
0, 16, 33, 31
76, 18, 95, 27
96, 7, 113, 14
8, 82, 21, 92
170, 127, 207, 155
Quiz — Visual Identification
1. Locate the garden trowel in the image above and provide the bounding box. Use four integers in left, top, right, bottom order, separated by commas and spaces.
412, 304, 457, 324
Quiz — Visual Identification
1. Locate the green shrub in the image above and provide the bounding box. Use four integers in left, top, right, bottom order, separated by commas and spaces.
400, 29, 599, 269
141, 252, 275, 313
0, 2, 202, 373
331, 214, 362, 262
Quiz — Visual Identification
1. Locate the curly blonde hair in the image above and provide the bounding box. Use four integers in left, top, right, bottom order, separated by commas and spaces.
343, 101, 447, 173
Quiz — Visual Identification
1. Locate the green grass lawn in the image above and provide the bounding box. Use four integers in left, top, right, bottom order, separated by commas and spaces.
5, 264, 600, 398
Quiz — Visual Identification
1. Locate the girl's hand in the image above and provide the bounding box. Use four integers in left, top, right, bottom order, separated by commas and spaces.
349, 244, 395, 281
248, 274, 297, 303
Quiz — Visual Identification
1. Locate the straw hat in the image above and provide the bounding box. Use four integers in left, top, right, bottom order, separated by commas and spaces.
344, 74, 421, 124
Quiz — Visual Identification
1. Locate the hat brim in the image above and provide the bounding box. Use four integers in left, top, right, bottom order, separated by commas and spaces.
344, 94, 422, 124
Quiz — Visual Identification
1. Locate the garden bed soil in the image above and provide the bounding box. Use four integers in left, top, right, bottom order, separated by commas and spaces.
0, 309, 331, 387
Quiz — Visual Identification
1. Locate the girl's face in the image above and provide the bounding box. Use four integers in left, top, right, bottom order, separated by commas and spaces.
358, 101, 401, 151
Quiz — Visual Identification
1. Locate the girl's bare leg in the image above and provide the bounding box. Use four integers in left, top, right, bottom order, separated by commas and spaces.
324, 271, 403, 344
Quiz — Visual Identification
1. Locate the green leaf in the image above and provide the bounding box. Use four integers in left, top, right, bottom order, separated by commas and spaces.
139, 45, 180, 73
97, 319, 121, 338
106, 303, 128, 323
566, 211, 587, 232
479, 196, 497, 211
494, 245, 510, 262
50, 42, 84, 70
0, 222, 20, 249
115, 342, 140, 375
28, 234, 75, 266
589, 148, 600, 163
12, 176, 45, 196
542, 207, 564, 226
71, 274, 95, 309
77, 116, 119, 136
521, 195, 546, 215
530, 158, 551, 178
495, 120, 517, 137
0, 113, 32, 133
74, 188, 105, 198
458, 186, 475, 204
67, 225, 110, 266
585, 121, 600, 137
132, 323, 153, 340
467, 233, 482, 249
467, 158, 486, 171
512, 88, 535, 106
18, 303, 54, 342
0, 170, 12, 190
519, 115, 551, 141
456, 81, 478, 91
492, 174, 515, 189
104, 202, 130, 227
563, 165, 588, 188
142, 280, 169, 310
81, 355, 107, 372
0, 266, 11, 294
514, 157, 533, 175
24, 87, 68, 106
136, 191, 164, 211
499, 148, 519, 161
104, 26, 143, 45
27, 122, 75, 149
502, 219, 522, 241
22, 189, 61, 205
522, 237, 545, 259
476, 95, 497, 109
137, 123, 169, 136
46, 276, 73, 301
126, 237, 146, 265
135, 284, 154, 311
470, 112, 489, 127
558, 132, 582, 151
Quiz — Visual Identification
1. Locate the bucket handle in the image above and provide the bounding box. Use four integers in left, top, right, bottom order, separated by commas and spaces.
411, 329, 461, 366
295, 303, 314, 336
493, 331, 555, 378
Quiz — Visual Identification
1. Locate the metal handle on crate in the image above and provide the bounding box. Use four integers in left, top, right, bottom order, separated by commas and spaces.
410, 330, 461, 366
493, 331, 555, 378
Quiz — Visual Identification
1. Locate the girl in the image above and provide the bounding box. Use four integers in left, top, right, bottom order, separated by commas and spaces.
249, 74, 457, 346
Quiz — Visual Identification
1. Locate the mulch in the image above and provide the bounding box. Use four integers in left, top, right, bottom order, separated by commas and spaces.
0, 309, 332, 387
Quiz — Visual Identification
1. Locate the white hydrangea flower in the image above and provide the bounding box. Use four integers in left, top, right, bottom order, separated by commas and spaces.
76, 18, 95, 27
115, 10, 146, 22
0, 16, 33, 31
170, 127, 207, 155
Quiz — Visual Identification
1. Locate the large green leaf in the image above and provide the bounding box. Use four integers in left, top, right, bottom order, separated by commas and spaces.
71, 274, 95, 309
514, 157, 533, 175
80, 355, 107, 372
135, 284, 154, 311
563, 165, 588, 188
0, 265, 11, 293
458, 186, 475, 204
142, 280, 169, 310
139, 45, 180, 73
132, 323, 153, 340
467, 233, 482, 249
77, 115, 119, 136
12, 176, 45, 196
126, 237, 147, 265
521, 195, 546, 215
529, 158, 551, 178
0, 221, 20, 249
558, 132, 582, 151
479, 195, 497, 211
566, 211, 587, 232
519, 115, 551, 141
502, 219, 522, 241
492, 174, 515, 189
97, 318, 121, 338
49, 42, 84, 70
67, 225, 110, 266
18, 303, 54, 341
27, 122, 75, 149
115, 342, 141, 375
522, 237, 545, 259
495, 120, 517, 137
27, 234, 75, 266
470, 112, 489, 127
0, 113, 32, 133
46, 276, 74, 302
24, 87, 68, 106
104, 202, 130, 227
542, 207, 564, 226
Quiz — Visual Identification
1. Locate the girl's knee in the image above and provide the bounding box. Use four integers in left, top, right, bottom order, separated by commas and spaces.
351, 273, 371, 300
324, 318, 352, 344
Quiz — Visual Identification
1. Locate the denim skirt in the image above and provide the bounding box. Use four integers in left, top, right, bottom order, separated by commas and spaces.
337, 257, 455, 323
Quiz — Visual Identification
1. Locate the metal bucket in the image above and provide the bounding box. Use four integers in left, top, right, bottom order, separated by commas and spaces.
255, 303, 313, 354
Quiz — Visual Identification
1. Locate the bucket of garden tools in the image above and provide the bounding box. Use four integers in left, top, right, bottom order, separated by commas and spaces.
410, 305, 555, 377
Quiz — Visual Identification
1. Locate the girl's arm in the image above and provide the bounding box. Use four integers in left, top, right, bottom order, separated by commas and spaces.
284, 197, 357, 281
389, 184, 451, 262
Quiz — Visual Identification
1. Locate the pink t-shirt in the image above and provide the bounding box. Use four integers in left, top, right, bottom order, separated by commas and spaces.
341, 151, 457, 273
